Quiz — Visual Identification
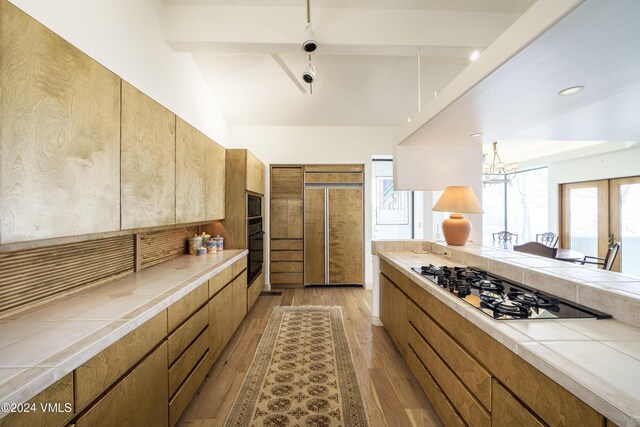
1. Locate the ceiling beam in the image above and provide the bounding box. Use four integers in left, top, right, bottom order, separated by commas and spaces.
161, 5, 522, 56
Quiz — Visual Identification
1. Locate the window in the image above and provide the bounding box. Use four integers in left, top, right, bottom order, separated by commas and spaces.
483, 168, 548, 244
371, 157, 423, 240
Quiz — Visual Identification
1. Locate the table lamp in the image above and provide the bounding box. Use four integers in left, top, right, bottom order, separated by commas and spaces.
432, 186, 483, 246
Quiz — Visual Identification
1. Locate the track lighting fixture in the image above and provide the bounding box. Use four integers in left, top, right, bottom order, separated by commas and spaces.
302, 61, 315, 84
302, 23, 317, 53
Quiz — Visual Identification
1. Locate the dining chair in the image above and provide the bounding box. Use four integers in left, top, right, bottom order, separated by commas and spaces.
536, 232, 559, 248
493, 231, 518, 244
581, 242, 621, 271
514, 241, 558, 259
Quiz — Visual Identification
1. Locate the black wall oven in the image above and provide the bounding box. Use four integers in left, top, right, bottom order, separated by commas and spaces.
247, 194, 263, 285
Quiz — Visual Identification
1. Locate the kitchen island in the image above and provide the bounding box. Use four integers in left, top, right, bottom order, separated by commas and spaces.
374, 243, 640, 427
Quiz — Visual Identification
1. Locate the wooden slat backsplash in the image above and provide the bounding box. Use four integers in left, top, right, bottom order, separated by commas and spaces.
139, 227, 198, 269
0, 236, 135, 316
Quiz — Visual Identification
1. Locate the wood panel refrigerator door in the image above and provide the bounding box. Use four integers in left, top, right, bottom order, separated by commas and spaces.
329, 187, 363, 284
304, 188, 326, 284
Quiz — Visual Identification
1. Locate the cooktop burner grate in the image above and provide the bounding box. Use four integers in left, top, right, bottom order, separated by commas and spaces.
411, 265, 611, 320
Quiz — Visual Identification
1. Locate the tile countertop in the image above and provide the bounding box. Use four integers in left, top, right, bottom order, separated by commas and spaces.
378, 250, 640, 427
0, 249, 247, 416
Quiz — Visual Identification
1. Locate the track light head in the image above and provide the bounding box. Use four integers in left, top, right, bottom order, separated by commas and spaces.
302, 62, 316, 84
302, 24, 318, 53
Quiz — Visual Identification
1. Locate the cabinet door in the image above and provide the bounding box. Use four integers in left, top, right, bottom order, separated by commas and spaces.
120, 82, 176, 230
246, 151, 265, 194
232, 271, 248, 330
304, 188, 326, 284
328, 187, 363, 284
271, 199, 303, 239
1, 1, 120, 244
75, 342, 168, 427
209, 283, 233, 364
205, 139, 225, 220
176, 118, 206, 223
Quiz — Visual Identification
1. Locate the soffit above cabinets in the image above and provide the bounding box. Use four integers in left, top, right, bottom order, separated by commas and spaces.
396, 0, 640, 146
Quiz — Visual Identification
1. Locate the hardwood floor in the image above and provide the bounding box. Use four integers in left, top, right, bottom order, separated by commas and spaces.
178, 287, 443, 427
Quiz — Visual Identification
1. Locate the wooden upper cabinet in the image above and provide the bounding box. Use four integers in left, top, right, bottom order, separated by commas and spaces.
0, 1, 121, 244
176, 118, 207, 223
121, 82, 176, 230
271, 167, 303, 199
205, 139, 225, 220
246, 151, 265, 195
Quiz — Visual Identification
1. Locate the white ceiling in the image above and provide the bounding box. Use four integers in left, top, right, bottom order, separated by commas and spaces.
159, 0, 536, 126
398, 0, 640, 147
164, 0, 535, 13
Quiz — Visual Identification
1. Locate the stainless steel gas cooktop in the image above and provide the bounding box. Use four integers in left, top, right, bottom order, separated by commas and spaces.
412, 264, 611, 320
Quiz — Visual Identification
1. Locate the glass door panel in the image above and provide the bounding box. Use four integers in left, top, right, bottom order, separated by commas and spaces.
611, 177, 640, 275
569, 188, 598, 256
561, 181, 608, 261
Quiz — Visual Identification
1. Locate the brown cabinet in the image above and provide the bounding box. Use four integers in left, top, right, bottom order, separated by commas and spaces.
176, 119, 225, 223
232, 271, 248, 330
207, 149, 264, 250
209, 281, 233, 363
380, 260, 606, 427
248, 271, 264, 311
208, 256, 248, 364
0, 0, 120, 244
246, 151, 265, 194
120, 82, 176, 230
75, 310, 167, 411
304, 186, 363, 285
75, 343, 168, 427
270, 166, 305, 286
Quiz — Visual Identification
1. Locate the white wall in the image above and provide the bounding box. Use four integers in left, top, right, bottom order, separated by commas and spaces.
8, 0, 230, 146
230, 126, 397, 287
548, 146, 640, 232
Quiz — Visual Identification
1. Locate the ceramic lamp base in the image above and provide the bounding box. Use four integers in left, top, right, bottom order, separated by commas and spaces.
441, 213, 471, 246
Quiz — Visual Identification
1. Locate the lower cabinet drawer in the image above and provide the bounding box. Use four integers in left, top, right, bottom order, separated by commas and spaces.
74, 310, 167, 410
0, 373, 73, 427
209, 265, 233, 297
232, 256, 247, 277
167, 283, 208, 333
407, 346, 465, 427
271, 239, 303, 251
75, 342, 168, 427
271, 273, 303, 284
408, 301, 492, 410
169, 326, 210, 397
408, 325, 490, 427
270, 261, 303, 273
492, 380, 544, 427
168, 305, 208, 365
270, 251, 303, 262
169, 350, 210, 426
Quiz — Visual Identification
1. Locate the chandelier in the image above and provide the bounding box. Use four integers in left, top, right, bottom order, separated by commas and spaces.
482, 141, 518, 185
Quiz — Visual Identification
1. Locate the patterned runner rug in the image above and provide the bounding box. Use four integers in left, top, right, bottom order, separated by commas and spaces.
224, 306, 369, 427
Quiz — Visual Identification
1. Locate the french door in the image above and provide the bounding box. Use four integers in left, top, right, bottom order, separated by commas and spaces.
561, 177, 640, 273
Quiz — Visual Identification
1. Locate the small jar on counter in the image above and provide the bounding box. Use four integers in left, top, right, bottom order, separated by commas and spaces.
206, 240, 217, 254
188, 236, 203, 255
215, 235, 224, 251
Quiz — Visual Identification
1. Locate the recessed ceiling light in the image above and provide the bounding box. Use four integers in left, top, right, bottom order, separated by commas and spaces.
470, 132, 483, 138
558, 85, 584, 96
470, 50, 480, 61
407, 117, 412, 123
